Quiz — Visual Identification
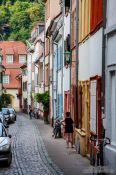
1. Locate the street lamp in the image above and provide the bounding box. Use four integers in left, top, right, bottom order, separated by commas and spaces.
64, 51, 71, 68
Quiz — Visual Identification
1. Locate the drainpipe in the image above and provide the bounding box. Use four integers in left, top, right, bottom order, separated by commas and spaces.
70, 0, 72, 115
43, 30, 45, 93
101, 0, 107, 166
61, 1, 64, 120
101, 0, 107, 124
46, 36, 50, 122
27, 52, 32, 111
76, 0, 79, 127
53, 42, 58, 119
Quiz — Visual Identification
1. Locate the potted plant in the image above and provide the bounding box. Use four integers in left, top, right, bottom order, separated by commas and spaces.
35, 91, 49, 123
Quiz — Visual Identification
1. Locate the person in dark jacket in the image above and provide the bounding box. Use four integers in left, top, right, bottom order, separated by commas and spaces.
62, 112, 74, 148
29, 105, 33, 119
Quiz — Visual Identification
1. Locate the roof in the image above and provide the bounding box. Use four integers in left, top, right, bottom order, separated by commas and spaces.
5, 47, 14, 54
0, 41, 26, 55
17, 47, 26, 54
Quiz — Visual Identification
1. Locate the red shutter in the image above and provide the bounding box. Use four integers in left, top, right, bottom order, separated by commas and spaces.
90, 0, 103, 34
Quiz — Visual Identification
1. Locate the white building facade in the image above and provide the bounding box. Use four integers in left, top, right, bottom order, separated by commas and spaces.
103, 0, 116, 174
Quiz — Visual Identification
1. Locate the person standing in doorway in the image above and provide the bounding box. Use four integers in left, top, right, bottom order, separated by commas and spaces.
29, 105, 33, 119
62, 112, 74, 148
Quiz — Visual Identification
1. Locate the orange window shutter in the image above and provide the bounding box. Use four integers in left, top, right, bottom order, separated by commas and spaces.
98, 0, 103, 25
79, 0, 82, 42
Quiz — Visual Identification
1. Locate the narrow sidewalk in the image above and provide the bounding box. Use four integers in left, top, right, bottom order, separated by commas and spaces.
34, 118, 93, 175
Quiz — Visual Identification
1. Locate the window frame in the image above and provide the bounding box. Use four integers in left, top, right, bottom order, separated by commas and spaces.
3, 75, 9, 84
19, 55, 26, 64
6, 55, 13, 64
107, 65, 116, 146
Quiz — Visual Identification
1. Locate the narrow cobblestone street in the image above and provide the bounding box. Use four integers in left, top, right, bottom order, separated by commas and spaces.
0, 114, 63, 175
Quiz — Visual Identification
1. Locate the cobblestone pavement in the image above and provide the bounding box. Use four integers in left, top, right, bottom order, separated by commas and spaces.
0, 114, 63, 175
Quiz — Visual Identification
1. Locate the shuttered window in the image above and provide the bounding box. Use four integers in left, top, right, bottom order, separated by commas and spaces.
79, 0, 90, 42
90, 0, 103, 33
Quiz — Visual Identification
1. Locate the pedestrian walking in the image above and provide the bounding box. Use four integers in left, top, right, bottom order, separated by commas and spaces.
29, 105, 33, 120
62, 112, 74, 148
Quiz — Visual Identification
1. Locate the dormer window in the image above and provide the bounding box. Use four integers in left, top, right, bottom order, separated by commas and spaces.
19, 55, 26, 64
6, 55, 13, 64
39, 25, 44, 34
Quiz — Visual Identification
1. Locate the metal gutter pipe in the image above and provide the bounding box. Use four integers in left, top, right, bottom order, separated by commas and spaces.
53, 41, 58, 119
76, 0, 79, 127
101, 0, 107, 122
100, 0, 107, 167
70, 0, 72, 115
46, 36, 50, 123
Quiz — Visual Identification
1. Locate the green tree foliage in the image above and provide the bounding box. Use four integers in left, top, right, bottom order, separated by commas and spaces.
0, 0, 44, 42
0, 93, 12, 110
35, 92, 49, 112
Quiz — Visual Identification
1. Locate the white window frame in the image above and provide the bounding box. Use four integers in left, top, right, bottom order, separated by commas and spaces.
3, 75, 9, 84
6, 55, 13, 64
19, 55, 26, 64
90, 80, 97, 134
107, 65, 116, 146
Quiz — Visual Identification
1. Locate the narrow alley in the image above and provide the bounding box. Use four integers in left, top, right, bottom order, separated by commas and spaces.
0, 114, 92, 175
0, 114, 63, 175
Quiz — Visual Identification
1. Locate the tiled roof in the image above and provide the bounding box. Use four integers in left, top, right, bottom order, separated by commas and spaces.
5, 47, 14, 54
0, 41, 26, 90
17, 47, 27, 54
0, 41, 26, 55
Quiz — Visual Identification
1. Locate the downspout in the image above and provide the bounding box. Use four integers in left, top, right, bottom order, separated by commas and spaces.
76, 0, 79, 127
27, 52, 32, 110
70, 0, 72, 115
43, 31, 45, 93
46, 36, 50, 122
61, 1, 64, 120
101, 0, 107, 125
52, 41, 54, 126
101, 0, 107, 166
53, 42, 58, 119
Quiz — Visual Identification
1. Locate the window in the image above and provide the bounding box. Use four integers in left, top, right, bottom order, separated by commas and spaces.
35, 74, 38, 85
110, 71, 116, 146
19, 55, 26, 64
90, 79, 97, 134
6, 55, 13, 64
0, 73, 2, 83
39, 25, 44, 34
3, 75, 9, 84
0, 55, 2, 64
65, 0, 70, 16
23, 82, 27, 91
